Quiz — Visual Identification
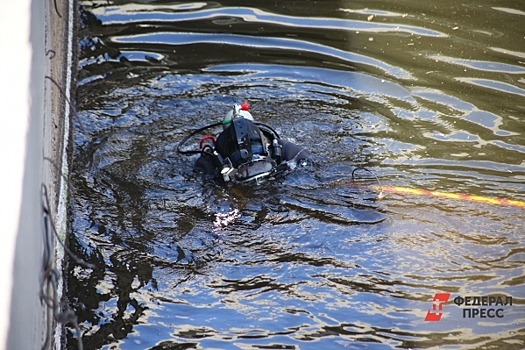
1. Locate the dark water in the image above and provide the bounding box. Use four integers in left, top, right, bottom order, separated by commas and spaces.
66, 1, 525, 349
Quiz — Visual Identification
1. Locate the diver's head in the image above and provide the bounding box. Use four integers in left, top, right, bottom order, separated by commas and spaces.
223, 102, 254, 129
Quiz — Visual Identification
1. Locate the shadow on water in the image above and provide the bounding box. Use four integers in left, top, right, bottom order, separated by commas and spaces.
66, 1, 525, 349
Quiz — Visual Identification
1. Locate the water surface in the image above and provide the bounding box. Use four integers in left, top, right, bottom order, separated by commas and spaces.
66, 1, 525, 349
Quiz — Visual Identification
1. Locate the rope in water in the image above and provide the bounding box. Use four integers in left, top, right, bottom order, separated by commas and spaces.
374, 185, 525, 208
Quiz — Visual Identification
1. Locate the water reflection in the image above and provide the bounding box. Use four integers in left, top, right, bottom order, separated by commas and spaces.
67, 1, 525, 349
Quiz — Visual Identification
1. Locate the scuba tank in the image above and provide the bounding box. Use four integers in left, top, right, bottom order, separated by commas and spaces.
219, 102, 253, 181
222, 102, 253, 129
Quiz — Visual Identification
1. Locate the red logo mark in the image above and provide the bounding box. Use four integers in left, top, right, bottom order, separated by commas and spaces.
425, 292, 451, 321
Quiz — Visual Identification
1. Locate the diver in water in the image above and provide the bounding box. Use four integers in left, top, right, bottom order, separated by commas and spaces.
177, 102, 310, 184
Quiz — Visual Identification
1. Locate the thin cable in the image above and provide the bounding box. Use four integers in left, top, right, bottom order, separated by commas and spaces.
41, 182, 95, 269
44, 75, 87, 135
351, 167, 384, 198
41, 184, 85, 350
177, 122, 223, 155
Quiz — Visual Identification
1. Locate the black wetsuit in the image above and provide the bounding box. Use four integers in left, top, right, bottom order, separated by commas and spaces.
194, 118, 310, 181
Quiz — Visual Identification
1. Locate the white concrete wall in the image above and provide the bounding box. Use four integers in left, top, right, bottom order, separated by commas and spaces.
0, 0, 40, 348
0, 0, 74, 348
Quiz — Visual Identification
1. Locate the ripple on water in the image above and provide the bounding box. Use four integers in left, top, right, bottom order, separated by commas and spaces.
68, 1, 525, 349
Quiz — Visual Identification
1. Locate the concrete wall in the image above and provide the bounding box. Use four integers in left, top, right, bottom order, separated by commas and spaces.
0, 0, 75, 348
